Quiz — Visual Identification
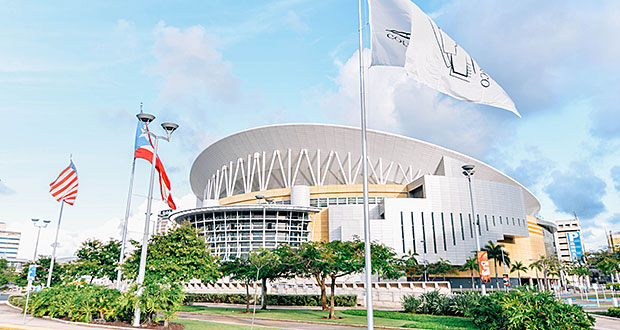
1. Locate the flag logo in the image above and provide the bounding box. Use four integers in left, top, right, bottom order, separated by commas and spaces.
50, 160, 78, 205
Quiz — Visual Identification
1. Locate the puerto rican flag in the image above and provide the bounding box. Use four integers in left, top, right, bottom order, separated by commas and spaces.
134, 121, 176, 210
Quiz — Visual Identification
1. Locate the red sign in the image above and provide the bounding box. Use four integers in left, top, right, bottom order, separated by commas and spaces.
477, 251, 491, 283
503, 274, 510, 287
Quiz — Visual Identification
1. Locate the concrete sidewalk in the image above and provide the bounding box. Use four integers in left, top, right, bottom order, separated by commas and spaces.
0, 304, 116, 330
592, 314, 620, 330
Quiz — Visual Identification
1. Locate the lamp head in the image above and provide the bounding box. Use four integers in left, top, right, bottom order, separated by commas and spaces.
265, 198, 274, 203
32, 218, 39, 223
461, 164, 475, 172
161, 122, 179, 138
43, 219, 51, 224
255, 195, 265, 200
136, 113, 155, 124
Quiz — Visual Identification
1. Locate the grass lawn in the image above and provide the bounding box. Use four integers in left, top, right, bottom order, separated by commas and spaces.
177, 318, 282, 330
179, 306, 476, 330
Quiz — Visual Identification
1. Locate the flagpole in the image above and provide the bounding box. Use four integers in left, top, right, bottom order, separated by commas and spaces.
46, 201, 64, 287
116, 157, 137, 290
357, 0, 374, 328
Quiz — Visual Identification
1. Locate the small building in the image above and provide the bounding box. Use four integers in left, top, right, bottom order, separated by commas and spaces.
0, 222, 21, 262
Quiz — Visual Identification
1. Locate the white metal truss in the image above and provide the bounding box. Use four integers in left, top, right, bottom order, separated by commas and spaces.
203, 148, 425, 200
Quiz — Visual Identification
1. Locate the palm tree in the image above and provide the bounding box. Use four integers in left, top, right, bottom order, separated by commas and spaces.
510, 261, 527, 287
483, 240, 510, 289
530, 260, 543, 291
461, 256, 479, 289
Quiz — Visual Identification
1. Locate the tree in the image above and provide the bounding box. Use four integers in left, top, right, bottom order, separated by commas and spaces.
254, 247, 291, 310
17, 257, 62, 287
428, 258, 454, 281
325, 240, 364, 319
221, 257, 256, 313
589, 250, 620, 283
461, 256, 479, 289
293, 241, 331, 310
510, 261, 527, 286
64, 239, 121, 283
529, 260, 543, 291
483, 240, 510, 288
0, 258, 17, 287
370, 242, 403, 280
402, 250, 422, 281
123, 222, 221, 284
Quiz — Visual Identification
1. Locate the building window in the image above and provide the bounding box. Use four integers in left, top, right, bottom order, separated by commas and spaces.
450, 213, 456, 246
410, 212, 416, 254
477, 215, 482, 236
492, 215, 496, 226
441, 213, 447, 251
431, 212, 437, 254
512, 218, 515, 225
518, 218, 521, 226
499, 216, 502, 224
459, 213, 465, 240
421, 212, 427, 254
468, 214, 474, 238
400, 212, 406, 254
485, 215, 489, 231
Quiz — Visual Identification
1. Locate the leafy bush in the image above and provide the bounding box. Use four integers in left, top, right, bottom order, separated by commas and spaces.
471, 290, 595, 330
402, 294, 421, 313
26, 281, 184, 326
418, 291, 451, 316
8, 294, 25, 307
606, 283, 620, 290
607, 307, 620, 318
448, 291, 481, 317
184, 293, 357, 307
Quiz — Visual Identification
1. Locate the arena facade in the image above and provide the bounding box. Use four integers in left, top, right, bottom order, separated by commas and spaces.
170, 124, 557, 287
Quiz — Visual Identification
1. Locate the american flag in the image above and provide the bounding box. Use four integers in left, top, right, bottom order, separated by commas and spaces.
50, 160, 78, 205
134, 121, 176, 210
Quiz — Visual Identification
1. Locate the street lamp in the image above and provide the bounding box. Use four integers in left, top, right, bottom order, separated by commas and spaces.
133, 113, 178, 327
462, 164, 486, 295
31, 219, 51, 261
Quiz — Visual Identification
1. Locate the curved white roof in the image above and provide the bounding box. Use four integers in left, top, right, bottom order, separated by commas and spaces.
190, 123, 540, 215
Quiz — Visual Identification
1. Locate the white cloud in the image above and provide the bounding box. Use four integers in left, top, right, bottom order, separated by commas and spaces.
150, 21, 241, 104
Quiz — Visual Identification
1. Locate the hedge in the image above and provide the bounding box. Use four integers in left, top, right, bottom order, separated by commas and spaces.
608, 307, 620, 318
184, 293, 358, 307
8, 294, 26, 307
606, 283, 620, 290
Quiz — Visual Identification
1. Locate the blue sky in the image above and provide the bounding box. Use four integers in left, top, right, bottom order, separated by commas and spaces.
1, 0, 619, 260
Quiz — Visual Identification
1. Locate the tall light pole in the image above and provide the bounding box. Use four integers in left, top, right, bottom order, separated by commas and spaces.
24, 218, 50, 322
421, 239, 428, 282
462, 164, 486, 295
501, 247, 508, 292
31, 219, 51, 261
132, 113, 178, 327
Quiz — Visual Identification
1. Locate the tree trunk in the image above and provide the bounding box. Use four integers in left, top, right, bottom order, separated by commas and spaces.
494, 260, 499, 289
164, 319, 169, 328
470, 269, 475, 289
543, 269, 548, 291
315, 274, 328, 310
245, 281, 250, 313
518, 271, 521, 287
261, 277, 267, 310
328, 275, 337, 319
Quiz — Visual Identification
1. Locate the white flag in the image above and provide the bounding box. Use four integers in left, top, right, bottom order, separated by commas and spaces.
369, 0, 413, 67
369, 0, 520, 116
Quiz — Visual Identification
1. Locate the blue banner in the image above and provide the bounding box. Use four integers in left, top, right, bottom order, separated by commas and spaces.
27, 264, 37, 281
567, 232, 583, 261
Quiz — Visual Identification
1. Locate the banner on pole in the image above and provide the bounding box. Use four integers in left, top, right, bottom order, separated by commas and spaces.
477, 251, 491, 283
27, 264, 37, 281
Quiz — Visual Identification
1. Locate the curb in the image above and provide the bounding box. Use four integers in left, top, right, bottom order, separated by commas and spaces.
591, 313, 620, 321
179, 311, 422, 330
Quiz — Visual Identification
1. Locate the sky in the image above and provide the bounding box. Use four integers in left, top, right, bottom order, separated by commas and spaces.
1, 0, 619, 261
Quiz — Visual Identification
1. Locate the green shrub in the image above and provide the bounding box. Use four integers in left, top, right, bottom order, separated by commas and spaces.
606, 283, 620, 290
448, 291, 481, 317
402, 294, 421, 313
183, 293, 357, 307
608, 307, 620, 318
8, 294, 25, 307
418, 290, 451, 315
471, 290, 595, 330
